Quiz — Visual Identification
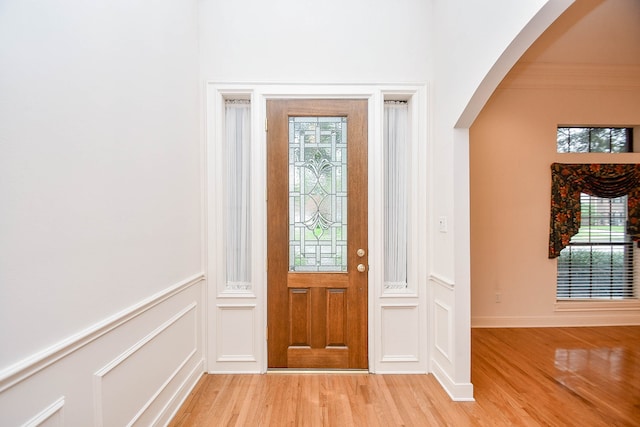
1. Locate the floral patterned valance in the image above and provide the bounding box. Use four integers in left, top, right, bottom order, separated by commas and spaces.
549, 163, 640, 258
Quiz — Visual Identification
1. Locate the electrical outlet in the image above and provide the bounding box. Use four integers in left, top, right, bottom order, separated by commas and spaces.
495, 292, 501, 303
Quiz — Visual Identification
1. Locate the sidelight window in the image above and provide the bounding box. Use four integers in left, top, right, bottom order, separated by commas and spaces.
383, 100, 409, 290
225, 100, 252, 290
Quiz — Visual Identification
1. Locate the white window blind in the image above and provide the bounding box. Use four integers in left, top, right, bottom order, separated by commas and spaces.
225, 100, 251, 290
557, 194, 636, 299
383, 101, 409, 290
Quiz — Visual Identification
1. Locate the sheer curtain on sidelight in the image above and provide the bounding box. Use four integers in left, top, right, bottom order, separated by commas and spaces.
384, 101, 409, 290
225, 100, 251, 291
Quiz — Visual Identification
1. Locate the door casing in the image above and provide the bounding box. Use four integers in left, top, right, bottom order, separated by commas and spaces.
206, 84, 429, 375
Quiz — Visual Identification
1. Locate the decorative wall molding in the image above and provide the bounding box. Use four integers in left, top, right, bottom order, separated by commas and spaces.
94, 303, 196, 377
0, 276, 205, 426
499, 63, 640, 91
0, 273, 204, 394
429, 274, 454, 290
23, 397, 64, 427
434, 300, 453, 361
93, 303, 198, 426
126, 345, 197, 426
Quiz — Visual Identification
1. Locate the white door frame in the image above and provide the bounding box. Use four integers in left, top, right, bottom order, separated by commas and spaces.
205, 83, 429, 374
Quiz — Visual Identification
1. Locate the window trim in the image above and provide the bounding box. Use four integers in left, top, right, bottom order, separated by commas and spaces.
555, 299, 640, 312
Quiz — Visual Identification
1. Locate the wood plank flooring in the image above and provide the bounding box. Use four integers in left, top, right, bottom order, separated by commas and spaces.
169, 327, 640, 426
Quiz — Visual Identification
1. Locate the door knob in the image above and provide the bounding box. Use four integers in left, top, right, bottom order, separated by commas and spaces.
357, 264, 366, 272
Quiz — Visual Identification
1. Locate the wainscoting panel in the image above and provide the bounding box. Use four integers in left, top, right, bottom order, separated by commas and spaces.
380, 304, 420, 362
94, 304, 197, 426
429, 275, 474, 401
434, 299, 453, 361
430, 275, 455, 373
373, 293, 428, 373
216, 304, 257, 362
0, 275, 205, 427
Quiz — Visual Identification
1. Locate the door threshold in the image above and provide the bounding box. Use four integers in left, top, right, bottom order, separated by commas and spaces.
267, 368, 369, 375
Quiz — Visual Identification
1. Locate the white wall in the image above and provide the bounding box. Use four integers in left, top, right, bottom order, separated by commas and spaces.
0, 0, 201, 372
199, 0, 432, 83
0, 0, 203, 424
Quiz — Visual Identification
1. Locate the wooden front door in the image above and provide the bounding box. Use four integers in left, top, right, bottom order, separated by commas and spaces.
267, 99, 368, 369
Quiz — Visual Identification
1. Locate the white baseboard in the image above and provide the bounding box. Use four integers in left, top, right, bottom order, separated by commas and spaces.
157, 359, 205, 427
472, 314, 640, 328
430, 360, 474, 402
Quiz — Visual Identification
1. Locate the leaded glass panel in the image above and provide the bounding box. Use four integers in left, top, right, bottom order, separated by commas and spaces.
289, 116, 347, 272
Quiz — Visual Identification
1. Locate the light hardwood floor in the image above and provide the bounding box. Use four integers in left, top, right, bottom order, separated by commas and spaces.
169, 327, 640, 426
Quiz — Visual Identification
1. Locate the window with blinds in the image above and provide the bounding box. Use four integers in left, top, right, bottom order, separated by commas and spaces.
557, 194, 636, 299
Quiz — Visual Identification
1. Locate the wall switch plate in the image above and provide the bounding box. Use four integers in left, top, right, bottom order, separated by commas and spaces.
438, 216, 448, 233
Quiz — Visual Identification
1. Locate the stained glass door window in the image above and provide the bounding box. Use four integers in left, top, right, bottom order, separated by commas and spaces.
289, 116, 348, 272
